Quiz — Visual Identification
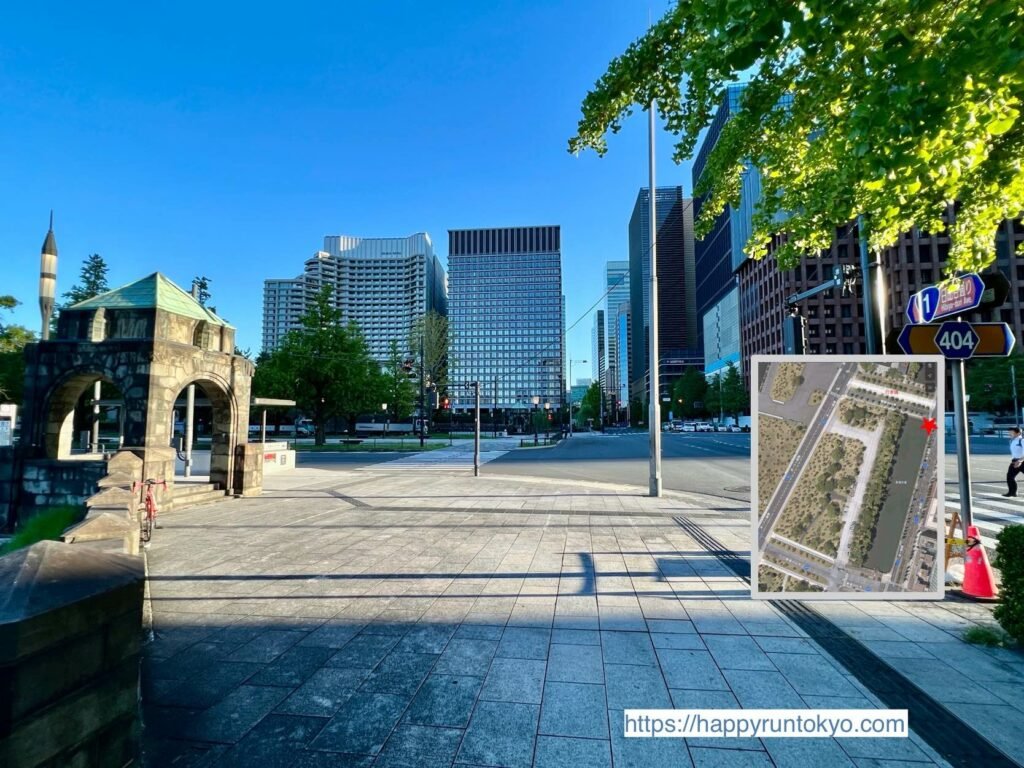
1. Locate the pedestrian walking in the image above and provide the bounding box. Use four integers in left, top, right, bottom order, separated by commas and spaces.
1003, 426, 1024, 497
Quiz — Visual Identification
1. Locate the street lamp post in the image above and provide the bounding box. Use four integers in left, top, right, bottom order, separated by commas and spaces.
381, 402, 388, 445
532, 396, 540, 445
544, 401, 551, 441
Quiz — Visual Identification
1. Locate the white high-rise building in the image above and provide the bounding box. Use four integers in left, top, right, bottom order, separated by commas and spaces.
604, 261, 629, 403
262, 233, 447, 362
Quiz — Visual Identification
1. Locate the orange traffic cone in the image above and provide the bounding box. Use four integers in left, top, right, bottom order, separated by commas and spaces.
962, 525, 998, 599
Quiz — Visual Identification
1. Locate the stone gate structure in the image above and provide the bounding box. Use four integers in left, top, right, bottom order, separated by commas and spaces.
0, 272, 262, 526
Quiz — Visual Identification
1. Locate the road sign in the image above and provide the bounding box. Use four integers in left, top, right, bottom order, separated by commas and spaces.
934, 321, 979, 360
979, 271, 1011, 313
906, 273, 984, 324
897, 322, 1016, 357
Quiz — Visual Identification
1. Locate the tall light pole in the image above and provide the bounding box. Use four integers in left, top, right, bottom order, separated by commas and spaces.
567, 358, 588, 436
647, 100, 663, 497
39, 211, 57, 340
532, 396, 540, 445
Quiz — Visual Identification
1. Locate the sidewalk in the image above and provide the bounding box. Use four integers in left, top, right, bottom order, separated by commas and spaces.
140, 466, 1024, 767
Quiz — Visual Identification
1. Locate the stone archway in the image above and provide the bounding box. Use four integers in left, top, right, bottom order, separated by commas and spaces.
40, 369, 135, 460
167, 375, 238, 491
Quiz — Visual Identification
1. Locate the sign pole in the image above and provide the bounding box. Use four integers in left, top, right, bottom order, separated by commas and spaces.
951, 352, 973, 529
647, 98, 662, 497
473, 382, 481, 477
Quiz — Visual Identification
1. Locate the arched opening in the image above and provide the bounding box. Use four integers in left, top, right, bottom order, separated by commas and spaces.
43, 373, 127, 459
169, 378, 235, 488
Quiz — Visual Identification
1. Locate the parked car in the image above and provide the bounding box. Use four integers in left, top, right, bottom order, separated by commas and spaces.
681, 422, 696, 433
695, 422, 714, 433
714, 422, 729, 432
727, 424, 743, 433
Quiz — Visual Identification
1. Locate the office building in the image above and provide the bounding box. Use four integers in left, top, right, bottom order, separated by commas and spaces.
604, 261, 630, 401
262, 233, 447, 362
593, 309, 606, 394
615, 301, 631, 412
628, 187, 698, 400
447, 226, 564, 413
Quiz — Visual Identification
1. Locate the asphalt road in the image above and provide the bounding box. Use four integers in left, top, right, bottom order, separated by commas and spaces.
484, 431, 752, 501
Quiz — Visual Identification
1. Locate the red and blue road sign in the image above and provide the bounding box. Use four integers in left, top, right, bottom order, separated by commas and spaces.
905, 273, 984, 324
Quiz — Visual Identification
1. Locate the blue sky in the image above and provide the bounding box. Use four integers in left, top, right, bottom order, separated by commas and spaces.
1, 1, 691, 378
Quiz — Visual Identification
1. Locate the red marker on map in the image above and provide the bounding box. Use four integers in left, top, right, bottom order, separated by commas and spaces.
921, 417, 937, 436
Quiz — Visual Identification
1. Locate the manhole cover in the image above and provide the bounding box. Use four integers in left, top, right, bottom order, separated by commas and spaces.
724, 485, 750, 493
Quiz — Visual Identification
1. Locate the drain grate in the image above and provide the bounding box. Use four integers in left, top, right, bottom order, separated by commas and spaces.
674, 515, 1020, 768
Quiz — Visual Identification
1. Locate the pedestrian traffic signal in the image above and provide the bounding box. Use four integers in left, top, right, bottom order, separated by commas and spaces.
442, 397, 449, 409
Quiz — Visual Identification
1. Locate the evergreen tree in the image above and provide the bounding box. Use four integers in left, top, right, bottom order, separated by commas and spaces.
63, 254, 110, 305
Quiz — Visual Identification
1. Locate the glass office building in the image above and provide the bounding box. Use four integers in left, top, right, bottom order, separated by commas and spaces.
604, 261, 629, 401
448, 226, 565, 412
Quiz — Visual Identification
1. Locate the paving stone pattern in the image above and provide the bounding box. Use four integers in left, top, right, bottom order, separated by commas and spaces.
140, 467, 1023, 767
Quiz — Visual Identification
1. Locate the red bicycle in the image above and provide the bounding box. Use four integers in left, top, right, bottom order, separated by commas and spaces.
133, 478, 167, 545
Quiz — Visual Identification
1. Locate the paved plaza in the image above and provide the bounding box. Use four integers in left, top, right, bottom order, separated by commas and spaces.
141, 465, 1024, 767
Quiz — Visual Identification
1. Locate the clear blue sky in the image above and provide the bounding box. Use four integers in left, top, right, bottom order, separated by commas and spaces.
1, 1, 692, 378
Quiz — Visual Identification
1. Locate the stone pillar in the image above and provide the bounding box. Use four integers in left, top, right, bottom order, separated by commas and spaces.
0, 541, 144, 767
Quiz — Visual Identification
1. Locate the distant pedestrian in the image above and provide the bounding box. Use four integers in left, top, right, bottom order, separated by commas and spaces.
1003, 427, 1024, 497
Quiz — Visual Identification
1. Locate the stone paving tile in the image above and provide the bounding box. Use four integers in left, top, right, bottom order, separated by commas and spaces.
393, 623, 457, 654
605, 662, 672, 709
539, 680, 609, 739
657, 648, 730, 691
602, 630, 657, 666
458, 700, 540, 768
551, 628, 601, 645
405, 673, 482, 728
276, 667, 369, 717
307, 691, 410, 755
721, 670, 805, 709
228, 630, 307, 664
646, 619, 697, 634
480, 657, 547, 704
703, 635, 775, 671
247, 645, 335, 688
534, 734, 612, 768
433, 637, 498, 677
454, 623, 504, 640
215, 713, 327, 768
358, 651, 438, 696
766, 652, 860, 698
651, 632, 707, 650
496, 626, 551, 659
327, 633, 402, 668
186, 684, 291, 744
666, 689, 763, 751
942, 701, 1024, 764
689, 747, 774, 767
375, 724, 463, 768
547, 642, 604, 684
299, 622, 365, 649
154, 662, 260, 708
763, 737, 856, 767
608, 709, 694, 768
752, 637, 819, 655
290, 750, 374, 767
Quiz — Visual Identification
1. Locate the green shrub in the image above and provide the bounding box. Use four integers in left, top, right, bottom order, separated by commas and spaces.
994, 524, 1024, 644
962, 625, 1011, 648
0, 505, 82, 555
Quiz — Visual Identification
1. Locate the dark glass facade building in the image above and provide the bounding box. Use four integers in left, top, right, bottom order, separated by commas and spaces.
447, 226, 565, 412
628, 187, 697, 399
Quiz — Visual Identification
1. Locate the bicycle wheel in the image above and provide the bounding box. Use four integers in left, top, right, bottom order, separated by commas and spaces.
140, 512, 152, 543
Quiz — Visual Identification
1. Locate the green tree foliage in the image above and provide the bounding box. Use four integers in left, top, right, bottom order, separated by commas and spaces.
409, 310, 450, 395
671, 367, 706, 417
192, 276, 211, 306
570, 1, 1024, 275
720, 363, 747, 419
965, 352, 1024, 413
251, 286, 381, 445
0, 296, 35, 403
63, 254, 110, 305
994, 524, 1024, 643
577, 382, 603, 427
382, 340, 415, 421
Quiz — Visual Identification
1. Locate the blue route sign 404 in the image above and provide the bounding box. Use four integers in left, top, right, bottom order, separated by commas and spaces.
933, 321, 980, 359
906, 273, 984, 324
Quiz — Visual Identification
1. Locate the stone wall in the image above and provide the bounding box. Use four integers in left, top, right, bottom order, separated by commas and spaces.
17, 458, 107, 525
0, 541, 144, 767
0, 446, 15, 530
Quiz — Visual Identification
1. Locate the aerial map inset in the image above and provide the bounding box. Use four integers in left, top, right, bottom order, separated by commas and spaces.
753, 356, 943, 599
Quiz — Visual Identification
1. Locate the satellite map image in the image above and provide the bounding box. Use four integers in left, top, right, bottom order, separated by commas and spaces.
753, 356, 943, 598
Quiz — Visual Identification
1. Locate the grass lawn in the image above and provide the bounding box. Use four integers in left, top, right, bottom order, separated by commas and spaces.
295, 442, 447, 453
0, 505, 82, 555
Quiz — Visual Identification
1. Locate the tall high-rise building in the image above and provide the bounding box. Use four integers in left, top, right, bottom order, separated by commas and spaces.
262, 233, 447, 362
447, 226, 564, 412
592, 309, 606, 394
604, 261, 630, 402
615, 301, 631, 413
628, 187, 697, 400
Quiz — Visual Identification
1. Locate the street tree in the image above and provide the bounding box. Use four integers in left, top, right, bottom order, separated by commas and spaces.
0, 296, 35, 403
720, 363, 748, 420
251, 286, 380, 445
63, 254, 110, 305
570, 1, 1024, 274
409, 310, 450, 397
965, 352, 1024, 413
383, 340, 416, 421
576, 382, 603, 427
704, 374, 722, 420
671, 367, 707, 418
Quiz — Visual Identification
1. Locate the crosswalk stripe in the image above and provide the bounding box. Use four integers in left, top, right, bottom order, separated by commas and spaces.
945, 491, 1024, 552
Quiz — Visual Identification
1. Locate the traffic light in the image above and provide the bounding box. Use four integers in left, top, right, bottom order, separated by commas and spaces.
442, 396, 450, 409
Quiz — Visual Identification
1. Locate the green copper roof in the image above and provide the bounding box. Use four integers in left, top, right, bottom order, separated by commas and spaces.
68, 272, 233, 327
